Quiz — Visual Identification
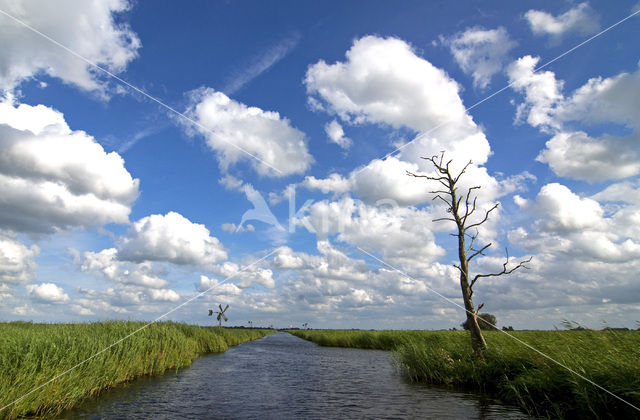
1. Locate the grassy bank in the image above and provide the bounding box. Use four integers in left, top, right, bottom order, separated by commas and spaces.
0, 321, 274, 419
289, 329, 640, 418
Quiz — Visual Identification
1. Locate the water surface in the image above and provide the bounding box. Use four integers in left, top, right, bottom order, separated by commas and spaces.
59, 332, 529, 419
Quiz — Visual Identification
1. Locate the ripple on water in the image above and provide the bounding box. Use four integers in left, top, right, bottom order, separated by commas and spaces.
59, 332, 531, 419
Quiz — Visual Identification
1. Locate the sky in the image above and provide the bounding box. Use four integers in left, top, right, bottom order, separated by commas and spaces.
0, 0, 639, 330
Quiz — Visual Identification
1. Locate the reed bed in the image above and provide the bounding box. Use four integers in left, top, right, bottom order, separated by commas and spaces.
0, 321, 273, 419
289, 329, 640, 418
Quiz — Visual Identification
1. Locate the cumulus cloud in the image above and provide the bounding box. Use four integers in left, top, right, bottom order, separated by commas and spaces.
74, 247, 181, 313
196, 275, 242, 295
302, 158, 430, 206
184, 88, 312, 177
0, 234, 39, 285
0, 100, 139, 233
117, 212, 227, 266
512, 182, 640, 263
525, 2, 600, 39
592, 179, 640, 204
302, 174, 351, 195
268, 240, 464, 323
26, 282, 69, 303
515, 183, 604, 233
210, 261, 275, 289
557, 70, 640, 129
76, 285, 179, 311
304, 35, 508, 211
305, 35, 483, 144
304, 155, 532, 211
507, 55, 564, 131
509, 57, 640, 180
536, 131, 640, 181
80, 248, 169, 289
0, 0, 140, 94
324, 119, 352, 149
295, 196, 445, 273
442, 26, 516, 89
500, 180, 640, 316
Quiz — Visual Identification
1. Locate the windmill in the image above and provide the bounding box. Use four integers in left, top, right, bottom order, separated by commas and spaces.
248, 320, 253, 328
209, 304, 229, 327
302, 322, 308, 329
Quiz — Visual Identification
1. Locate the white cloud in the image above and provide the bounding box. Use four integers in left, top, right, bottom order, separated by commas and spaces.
12, 304, 39, 316
0, 234, 39, 285
304, 155, 532, 211
0, 100, 139, 233
592, 179, 640, 204
499, 180, 640, 317
324, 119, 352, 149
296, 196, 445, 273
70, 304, 95, 316
117, 212, 227, 266
302, 174, 351, 195
80, 248, 169, 289
210, 261, 275, 289
147, 288, 180, 302
507, 55, 564, 132
221, 223, 255, 233
303, 157, 430, 206
348, 157, 432, 206
509, 58, 640, 180
184, 88, 312, 177
268, 240, 464, 320
516, 183, 604, 233
557, 70, 640, 129
443, 26, 516, 89
536, 131, 640, 181
525, 2, 600, 39
196, 275, 242, 295
305, 35, 483, 144
0, 0, 140, 94
26, 282, 69, 303
272, 246, 306, 269
218, 174, 244, 191
75, 247, 182, 312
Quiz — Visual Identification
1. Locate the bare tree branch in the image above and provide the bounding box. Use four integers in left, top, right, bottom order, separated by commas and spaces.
453, 160, 473, 184
470, 250, 532, 289
433, 217, 457, 223
465, 203, 499, 232
408, 151, 532, 359
467, 242, 492, 262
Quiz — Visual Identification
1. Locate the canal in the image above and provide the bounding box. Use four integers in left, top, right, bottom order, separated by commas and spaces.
59, 332, 529, 419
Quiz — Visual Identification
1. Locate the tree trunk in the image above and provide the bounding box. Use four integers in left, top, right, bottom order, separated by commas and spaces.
460, 274, 487, 359
408, 154, 529, 361
455, 200, 487, 359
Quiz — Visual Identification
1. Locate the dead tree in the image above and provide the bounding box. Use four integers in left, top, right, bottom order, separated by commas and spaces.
408, 152, 531, 359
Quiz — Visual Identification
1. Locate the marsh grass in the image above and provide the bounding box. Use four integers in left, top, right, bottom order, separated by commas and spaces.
289, 329, 640, 418
0, 321, 273, 419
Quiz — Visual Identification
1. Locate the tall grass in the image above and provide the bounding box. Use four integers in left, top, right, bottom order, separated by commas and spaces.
289, 329, 640, 418
0, 321, 273, 419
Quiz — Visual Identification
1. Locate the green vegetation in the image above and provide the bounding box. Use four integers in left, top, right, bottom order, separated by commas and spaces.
0, 321, 274, 419
289, 329, 640, 418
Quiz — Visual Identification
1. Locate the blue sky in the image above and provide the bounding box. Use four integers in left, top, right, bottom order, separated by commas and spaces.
1, 0, 639, 329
